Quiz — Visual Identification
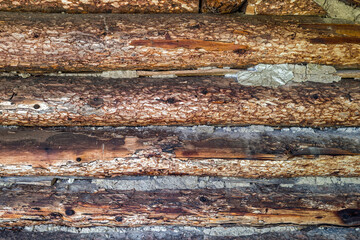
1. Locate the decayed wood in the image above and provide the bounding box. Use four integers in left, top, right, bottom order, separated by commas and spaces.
0, 77, 359, 127
0, 126, 359, 177
245, 0, 326, 15
0, 178, 359, 227
201, 0, 245, 13
0, 0, 199, 13
0, 13, 359, 73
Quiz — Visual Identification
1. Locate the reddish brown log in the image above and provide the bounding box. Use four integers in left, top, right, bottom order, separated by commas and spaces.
0, 77, 359, 127
0, 0, 199, 13
0, 180, 359, 227
0, 13, 359, 73
0, 126, 359, 177
245, 0, 326, 15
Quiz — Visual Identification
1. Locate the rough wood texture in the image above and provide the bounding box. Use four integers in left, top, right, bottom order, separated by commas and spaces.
0, 77, 359, 127
245, 0, 326, 15
0, 13, 359, 73
0, 177, 359, 227
2, 225, 360, 240
201, 0, 245, 13
0, 0, 199, 13
0, 126, 359, 177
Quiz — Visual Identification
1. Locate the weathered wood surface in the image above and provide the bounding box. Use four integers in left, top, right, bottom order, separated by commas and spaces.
0, 177, 359, 227
0, 77, 359, 127
245, 0, 326, 15
0, 13, 359, 73
0, 0, 199, 13
0, 126, 359, 177
2, 225, 360, 240
201, 0, 245, 13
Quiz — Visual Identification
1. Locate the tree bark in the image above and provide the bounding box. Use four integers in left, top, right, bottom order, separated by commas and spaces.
0, 126, 359, 177
0, 177, 358, 227
0, 13, 359, 73
245, 0, 326, 15
0, 0, 199, 13
0, 77, 359, 127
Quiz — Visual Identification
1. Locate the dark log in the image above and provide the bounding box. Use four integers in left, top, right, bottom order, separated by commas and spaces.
201, 0, 245, 13
0, 0, 199, 13
0, 126, 359, 177
0, 13, 359, 73
245, 0, 326, 15
0, 77, 359, 127
0, 177, 359, 227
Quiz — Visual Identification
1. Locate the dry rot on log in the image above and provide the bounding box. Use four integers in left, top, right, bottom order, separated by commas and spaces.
0, 13, 359, 73
0, 177, 359, 227
0, 126, 358, 177
0, 77, 359, 127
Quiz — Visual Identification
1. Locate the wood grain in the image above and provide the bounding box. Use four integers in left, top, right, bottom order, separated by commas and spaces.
0, 13, 359, 73
0, 77, 359, 127
0, 0, 199, 13
0, 178, 358, 227
0, 126, 359, 177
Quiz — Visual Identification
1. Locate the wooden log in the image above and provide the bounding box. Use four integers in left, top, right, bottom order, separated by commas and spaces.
0, 0, 199, 13
0, 126, 359, 177
245, 0, 326, 15
201, 0, 245, 13
0, 77, 359, 127
0, 177, 359, 227
0, 13, 359, 73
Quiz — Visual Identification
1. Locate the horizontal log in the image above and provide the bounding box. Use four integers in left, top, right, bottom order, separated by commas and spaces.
0, 13, 359, 73
0, 177, 359, 227
2, 225, 360, 240
245, 0, 326, 15
0, 77, 359, 127
0, 0, 199, 13
0, 126, 359, 177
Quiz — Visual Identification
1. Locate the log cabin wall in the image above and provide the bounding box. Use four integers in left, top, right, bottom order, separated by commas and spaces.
0, 0, 359, 239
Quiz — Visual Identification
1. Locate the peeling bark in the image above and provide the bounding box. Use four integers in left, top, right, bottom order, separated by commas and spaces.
0, 77, 359, 127
0, 126, 359, 177
0, 0, 199, 13
0, 178, 359, 227
0, 13, 359, 73
245, 0, 326, 15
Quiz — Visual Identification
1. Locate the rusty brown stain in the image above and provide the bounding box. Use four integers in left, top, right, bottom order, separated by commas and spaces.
130, 39, 248, 51
309, 37, 360, 44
